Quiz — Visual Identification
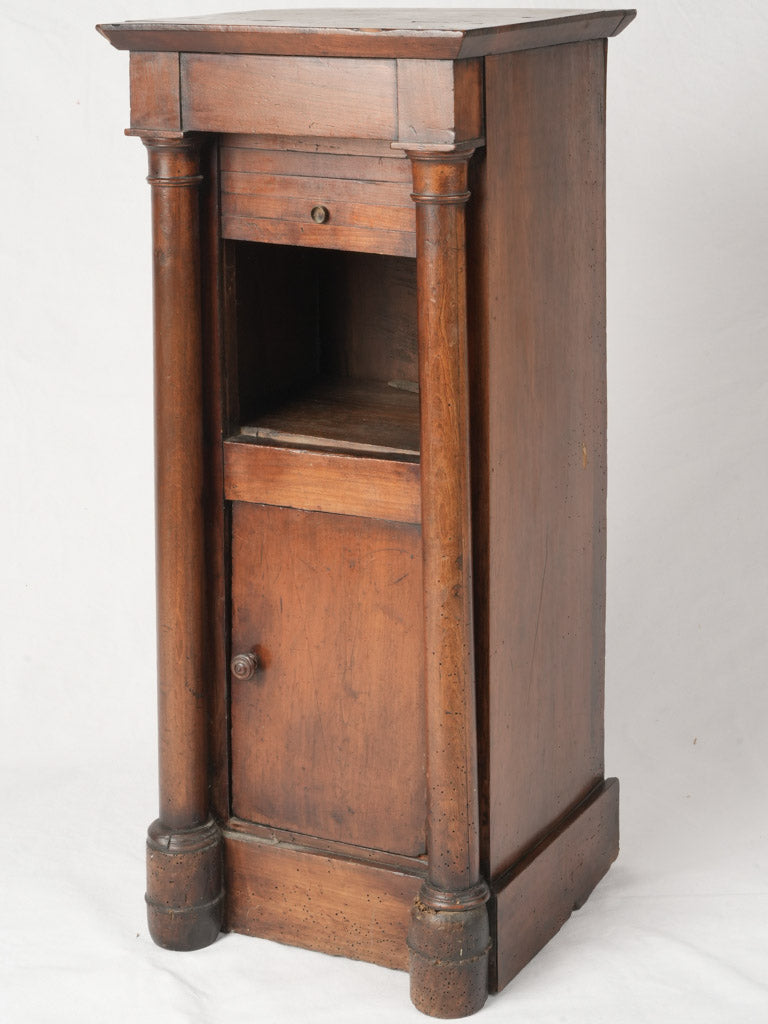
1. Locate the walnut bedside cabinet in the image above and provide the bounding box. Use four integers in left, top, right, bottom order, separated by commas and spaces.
98, 8, 635, 1018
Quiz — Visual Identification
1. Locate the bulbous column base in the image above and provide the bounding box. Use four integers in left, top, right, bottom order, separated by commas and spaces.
145, 818, 224, 951
407, 882, 491, 1019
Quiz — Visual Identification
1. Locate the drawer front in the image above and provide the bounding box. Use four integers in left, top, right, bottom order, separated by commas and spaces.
182, 54, 397, 139
220, 141, 416, 256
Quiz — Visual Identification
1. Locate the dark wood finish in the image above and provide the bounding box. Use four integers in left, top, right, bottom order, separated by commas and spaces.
410, 149, 481, 892
230, 240, 319, 422
222, 211, 415, 258
129, 52, 180, 131
405, 147, 490, 1019
230, 503, 426, 855
319, 252, 419, 384
222, 171, 413, 209
238, 378, 419, 456
226, 816, 428, 875
397, 58, 483, 146
141, 134, 224, 949
220, 163, 415, 255
229, 243, 418, 421
491, 779, 620, 990
222, 134, 412, 159
223, 829, 423, 969
99, 9, 636, 59
409, 898, 491, 1019
100, 10, 634, 1018
223, 440, 421, 524
146, 818, 223, 950
471, 40, 609, 882
200, 138, 231, 822
182, 54, 397, 138
145, 135, 207, 832
220, 142, 412, 183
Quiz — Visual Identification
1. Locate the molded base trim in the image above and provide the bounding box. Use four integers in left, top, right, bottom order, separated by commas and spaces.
222, 827, 423, 969
218, 780, 617, 1003
490, 778, 620, 992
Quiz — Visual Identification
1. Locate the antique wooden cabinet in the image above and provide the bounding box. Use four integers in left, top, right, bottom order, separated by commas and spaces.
98, 8, 635, 1017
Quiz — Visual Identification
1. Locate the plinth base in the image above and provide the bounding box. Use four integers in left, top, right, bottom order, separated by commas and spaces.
407, 883, 491, 1019
490, 778, 620, 992
145, 818, 224, 951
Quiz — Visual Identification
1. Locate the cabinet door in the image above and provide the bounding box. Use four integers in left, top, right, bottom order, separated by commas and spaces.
230, 502, 426, 857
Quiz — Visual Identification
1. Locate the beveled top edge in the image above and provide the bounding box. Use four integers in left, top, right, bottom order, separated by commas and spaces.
97, 8, 637, 59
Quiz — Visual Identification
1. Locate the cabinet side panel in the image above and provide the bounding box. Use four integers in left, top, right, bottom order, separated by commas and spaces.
480, 41, 607, 878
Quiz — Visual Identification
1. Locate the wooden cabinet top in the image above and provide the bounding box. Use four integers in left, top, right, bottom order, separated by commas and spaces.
97, 7, 636, 59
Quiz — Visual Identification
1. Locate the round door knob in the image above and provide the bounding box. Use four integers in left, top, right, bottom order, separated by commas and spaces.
310, 205, 329, 224
231, 651, 259, 680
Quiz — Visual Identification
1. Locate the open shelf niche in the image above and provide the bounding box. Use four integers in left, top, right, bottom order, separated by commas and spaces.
229, 242, 420, 460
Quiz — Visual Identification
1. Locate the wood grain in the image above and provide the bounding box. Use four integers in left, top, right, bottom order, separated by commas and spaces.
144, 135, 208, 832
226, 816, 428, 876
470, 41, 609, 880
230, 242, 419, 421
129, 52, 180, 132
410, 150, 482, 894
220, 144, 412, 183
319, 252, 418, 384
237, 378, 419, 456
181, 54, 397, 138
220, 159, 415, 256
101, 12, 633, 1007
222, 214, 415, 258
224, 439, 421, 524
491, 779, 620, 990
458, 12, 635, 58
221, 167, 414, 245
99, 10, 637, 60
222, 134, 410, 159
223, 191, 413, 234
403, 146, 491, 1018
222, 170, 412, 207
230, 503, 426, 856
397, 58, 483, 145
141, 134, 224, 953
224, 830, 422, 969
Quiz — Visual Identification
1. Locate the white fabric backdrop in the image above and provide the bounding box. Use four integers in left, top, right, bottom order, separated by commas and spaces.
1, 1, 766, 1021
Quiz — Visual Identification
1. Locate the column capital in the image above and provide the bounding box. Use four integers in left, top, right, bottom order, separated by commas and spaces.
398, 141, 481, 205
391, 138, 483, 160
126, 128, 202, 142
133, 132, 204, 187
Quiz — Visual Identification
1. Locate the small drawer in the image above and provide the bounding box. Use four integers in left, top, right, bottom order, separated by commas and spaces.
220, 141, 416, 257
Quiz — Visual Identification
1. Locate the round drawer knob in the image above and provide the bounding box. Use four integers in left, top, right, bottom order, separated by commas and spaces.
310, 205, 329, 224
231, 652, 259, 681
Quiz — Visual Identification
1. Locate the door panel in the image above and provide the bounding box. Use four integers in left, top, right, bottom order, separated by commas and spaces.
230, 502, 426, 857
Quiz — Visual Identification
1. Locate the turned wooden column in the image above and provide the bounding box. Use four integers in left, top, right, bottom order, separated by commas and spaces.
140, 134, 223, 951
406, 145, 490, 1019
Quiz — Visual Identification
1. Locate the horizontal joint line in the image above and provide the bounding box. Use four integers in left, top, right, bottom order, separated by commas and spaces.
411, 191, 471, 206
146, 175, 204, 187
